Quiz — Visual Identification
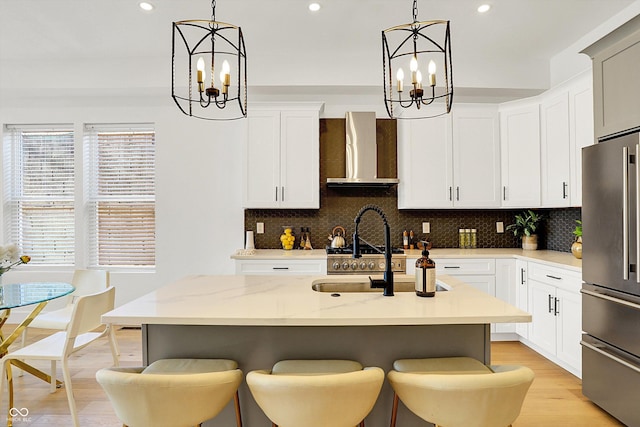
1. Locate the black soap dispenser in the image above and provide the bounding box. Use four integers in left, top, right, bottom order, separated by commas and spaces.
415, 241, 436, 297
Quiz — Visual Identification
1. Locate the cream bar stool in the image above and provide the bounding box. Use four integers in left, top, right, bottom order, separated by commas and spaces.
246, 359, 384, 427
96, 358, 243, 427
387, 357, 534, 427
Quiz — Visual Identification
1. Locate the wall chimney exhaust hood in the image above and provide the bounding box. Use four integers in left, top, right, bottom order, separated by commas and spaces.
326, 112, 399, 188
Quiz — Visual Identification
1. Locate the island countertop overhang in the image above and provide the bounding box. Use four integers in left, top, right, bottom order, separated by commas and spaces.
102, 274, 531, 327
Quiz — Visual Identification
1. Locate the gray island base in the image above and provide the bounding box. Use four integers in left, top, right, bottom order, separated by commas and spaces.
143, 323, 490, 427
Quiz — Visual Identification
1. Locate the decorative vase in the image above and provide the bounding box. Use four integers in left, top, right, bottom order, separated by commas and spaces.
571, 236, 583, 259
522, 234, 538, 251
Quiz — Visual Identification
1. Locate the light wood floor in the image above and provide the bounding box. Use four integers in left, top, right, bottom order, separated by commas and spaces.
0, 326, 624, 426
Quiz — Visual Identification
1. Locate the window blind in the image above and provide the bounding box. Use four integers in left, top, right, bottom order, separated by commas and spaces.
3, 125, 75, 265
85, 124, 156, 267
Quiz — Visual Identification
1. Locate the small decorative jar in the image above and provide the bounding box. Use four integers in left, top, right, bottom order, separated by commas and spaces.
280, 226, 295, 250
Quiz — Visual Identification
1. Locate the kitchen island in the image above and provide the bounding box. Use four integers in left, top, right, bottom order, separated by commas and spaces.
103, 274, 530, 427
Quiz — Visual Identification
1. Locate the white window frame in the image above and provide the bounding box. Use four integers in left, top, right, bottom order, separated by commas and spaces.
2, 124, 76, 267
84, 123, 156, 270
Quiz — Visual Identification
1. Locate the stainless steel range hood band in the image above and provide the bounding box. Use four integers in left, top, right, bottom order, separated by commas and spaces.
326, 112, 399, 187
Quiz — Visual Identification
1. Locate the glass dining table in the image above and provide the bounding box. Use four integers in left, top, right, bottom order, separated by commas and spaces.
0, 282, 75, 425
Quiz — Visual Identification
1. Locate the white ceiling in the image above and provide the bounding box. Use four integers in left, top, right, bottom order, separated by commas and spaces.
0, 0, 638, 100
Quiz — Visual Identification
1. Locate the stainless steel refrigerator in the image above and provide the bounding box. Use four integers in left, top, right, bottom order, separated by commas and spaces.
582, 129, 640, 427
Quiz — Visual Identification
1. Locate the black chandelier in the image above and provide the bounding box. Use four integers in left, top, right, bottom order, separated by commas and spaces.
382, 0, 453, 119
172, 0, 247, 120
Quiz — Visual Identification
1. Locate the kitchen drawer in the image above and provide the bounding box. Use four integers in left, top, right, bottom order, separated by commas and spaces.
432, 258, 495, 275
528, 261, 581, 292
235, 260, 327, 275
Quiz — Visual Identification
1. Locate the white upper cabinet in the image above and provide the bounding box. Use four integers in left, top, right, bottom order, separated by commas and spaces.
398, 114, 453, 209
499, 101, 541, 207
569, 73, 594, 206
398, 104, 500, 209
541, 90, 571, 207
452, 105, 501, 208
244, 104, 321, 209
540, 72, 594, 207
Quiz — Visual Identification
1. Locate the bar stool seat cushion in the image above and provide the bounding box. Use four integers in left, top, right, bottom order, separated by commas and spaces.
388, 357, 534, 427
247, 360, 383, 427
97, 358, 242, 427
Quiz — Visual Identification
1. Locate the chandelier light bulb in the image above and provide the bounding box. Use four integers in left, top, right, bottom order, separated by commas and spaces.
410, 56, 418, 72
428, 60, 436, 86
396, 68, 404, 92
196, 57, 205, 84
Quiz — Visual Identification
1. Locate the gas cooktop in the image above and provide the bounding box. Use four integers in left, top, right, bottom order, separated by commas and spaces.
325, 245, 405, 255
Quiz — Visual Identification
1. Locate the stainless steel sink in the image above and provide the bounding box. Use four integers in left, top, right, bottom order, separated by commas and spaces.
312, 279, 450, 293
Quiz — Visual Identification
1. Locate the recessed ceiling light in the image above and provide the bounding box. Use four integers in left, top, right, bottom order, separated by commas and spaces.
309, 3, 321, 12
477, 4, 491, 13
139, 2, 154, 12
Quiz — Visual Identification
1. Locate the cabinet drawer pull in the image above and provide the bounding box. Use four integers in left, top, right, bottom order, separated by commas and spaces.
272, 267, 289, 270
444, 266, 461, 269
546, 274, 562, 280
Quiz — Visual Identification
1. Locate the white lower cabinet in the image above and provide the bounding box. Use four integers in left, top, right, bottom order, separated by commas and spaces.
495, 259, 516, 334
514, 259, 529, 339
235, 259, 326, 275
526, 261, 582, 377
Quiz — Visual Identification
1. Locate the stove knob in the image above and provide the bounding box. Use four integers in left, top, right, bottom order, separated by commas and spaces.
332, 262, 341, 270
342, 261, 350, 270
378, 262, 385, 269
391, 261, 396, 268
350, 262, 358, 270
368, 261, 376, 269
359, 262, 367, 269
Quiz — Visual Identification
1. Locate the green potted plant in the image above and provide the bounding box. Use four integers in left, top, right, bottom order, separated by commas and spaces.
571, 220, 582, 259
506, 210, 544, 250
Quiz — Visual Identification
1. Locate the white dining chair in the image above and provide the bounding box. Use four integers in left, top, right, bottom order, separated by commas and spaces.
21, 269, 111, 347
0, 286, 119, 427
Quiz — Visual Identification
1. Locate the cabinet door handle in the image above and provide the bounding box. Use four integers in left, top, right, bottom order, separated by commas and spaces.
449, 186, 452, 201
503, 186, 507, 201
272, 267, 289, 270
520, 268, 526, 285
456, 186, 460, 201
275, 186, 278, 201
282, 186, 285, 201
548, 294, 554, 313
554, 297, 560, 316
546, 274, 562, 280
562, 182, 568, 199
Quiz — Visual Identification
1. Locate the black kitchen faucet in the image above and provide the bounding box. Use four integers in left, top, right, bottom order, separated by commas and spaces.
352, 204, 394, 296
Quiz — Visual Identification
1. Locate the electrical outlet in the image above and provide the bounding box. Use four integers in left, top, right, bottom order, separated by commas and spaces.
496, 221, 504, 233
256, 222, 265, 234
422, 222, 430, 234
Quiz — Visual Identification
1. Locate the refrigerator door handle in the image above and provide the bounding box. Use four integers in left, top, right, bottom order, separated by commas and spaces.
581, 340, 640, 375
624, 146, 630, 281
637, 143, 640, 283
581, 288, 640, 310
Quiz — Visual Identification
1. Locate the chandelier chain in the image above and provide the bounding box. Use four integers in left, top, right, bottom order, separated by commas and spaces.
412, 0, 418, 23
211, 0, 216, 21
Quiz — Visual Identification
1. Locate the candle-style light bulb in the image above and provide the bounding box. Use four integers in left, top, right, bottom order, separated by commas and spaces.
416, 70, 423, 89
396, 68, 404, 92
196, 57, 205, 84
410, 56, 418, 84
222, 60, 231, 86
428, 60, 437, 86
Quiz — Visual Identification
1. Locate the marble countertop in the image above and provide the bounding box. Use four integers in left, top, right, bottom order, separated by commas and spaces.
231, 248, 582, 272
102, 274, 531, 327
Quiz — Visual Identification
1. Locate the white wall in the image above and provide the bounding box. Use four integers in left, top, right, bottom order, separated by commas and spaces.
550, 0, 640, 86
0, 94, 245, 319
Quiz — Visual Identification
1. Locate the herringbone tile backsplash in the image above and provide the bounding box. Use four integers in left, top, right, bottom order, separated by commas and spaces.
244, 119, 580, 252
